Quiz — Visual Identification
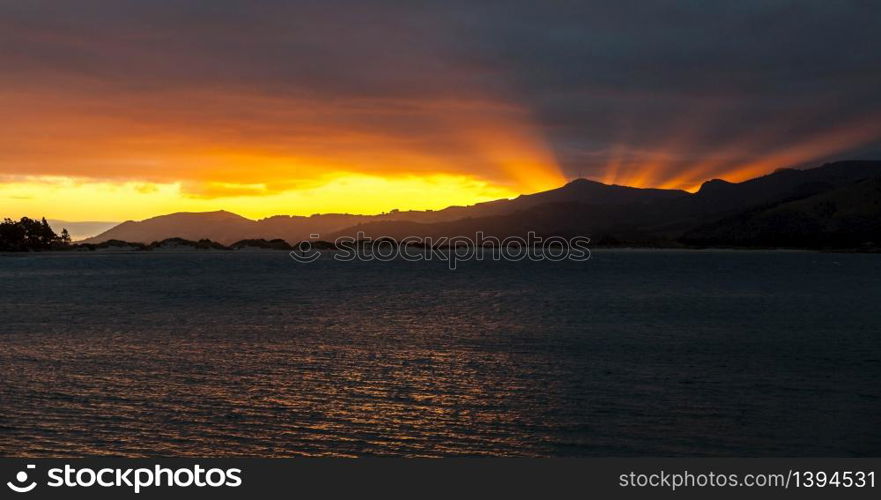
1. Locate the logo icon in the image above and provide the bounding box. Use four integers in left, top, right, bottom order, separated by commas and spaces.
7, 464, 37, 493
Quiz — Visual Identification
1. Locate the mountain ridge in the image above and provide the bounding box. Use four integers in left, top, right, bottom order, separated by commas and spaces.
81, 161, 881, 248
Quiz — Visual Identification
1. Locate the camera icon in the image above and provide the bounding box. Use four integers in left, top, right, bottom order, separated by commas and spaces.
7, 464, 37, 493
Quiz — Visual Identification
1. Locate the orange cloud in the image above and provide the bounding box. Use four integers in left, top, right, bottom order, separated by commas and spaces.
0, 84, 563, 219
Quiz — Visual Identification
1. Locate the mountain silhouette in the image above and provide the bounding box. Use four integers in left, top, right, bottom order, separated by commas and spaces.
82, 161, 881, 249
82, 177, 689, 245
325, 161, 881, 245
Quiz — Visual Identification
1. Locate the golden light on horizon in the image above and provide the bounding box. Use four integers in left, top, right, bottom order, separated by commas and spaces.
0, 174, 527, 222
0, 87, 565, 221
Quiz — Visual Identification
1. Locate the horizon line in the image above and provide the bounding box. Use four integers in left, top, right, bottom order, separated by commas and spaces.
17, 159, 881, 226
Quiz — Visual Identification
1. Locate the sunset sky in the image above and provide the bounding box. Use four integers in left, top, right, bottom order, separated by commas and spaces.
2, 0, 881, 221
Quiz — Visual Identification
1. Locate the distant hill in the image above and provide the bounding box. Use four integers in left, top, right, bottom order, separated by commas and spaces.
81, 161, 881, 249
81, 210, 420, 245
81, 211, 257, 245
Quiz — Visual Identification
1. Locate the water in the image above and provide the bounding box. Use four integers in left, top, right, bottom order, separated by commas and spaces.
1, 250, 879, 457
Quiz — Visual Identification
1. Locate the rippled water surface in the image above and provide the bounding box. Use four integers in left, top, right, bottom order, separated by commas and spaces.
1, 250, 880, 457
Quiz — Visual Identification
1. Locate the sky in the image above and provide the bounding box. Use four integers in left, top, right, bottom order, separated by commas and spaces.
2, 0, 881, 221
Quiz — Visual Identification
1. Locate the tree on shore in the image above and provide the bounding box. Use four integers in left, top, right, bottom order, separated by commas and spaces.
0, 217, 71, 251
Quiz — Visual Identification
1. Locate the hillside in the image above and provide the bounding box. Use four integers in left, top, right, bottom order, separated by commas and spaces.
681, 177, 881, 249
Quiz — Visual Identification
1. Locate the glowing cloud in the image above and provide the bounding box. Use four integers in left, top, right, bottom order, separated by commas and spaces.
0, 87, 563, 220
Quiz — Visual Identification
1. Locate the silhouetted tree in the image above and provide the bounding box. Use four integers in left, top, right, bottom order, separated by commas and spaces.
0, 217, 71, 251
